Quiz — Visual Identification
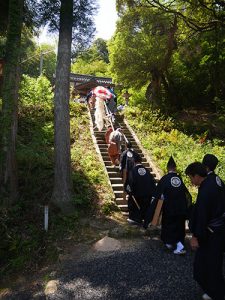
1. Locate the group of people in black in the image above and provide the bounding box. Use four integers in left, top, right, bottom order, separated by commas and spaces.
87, 88, 225, 299
119, 142, 225, 300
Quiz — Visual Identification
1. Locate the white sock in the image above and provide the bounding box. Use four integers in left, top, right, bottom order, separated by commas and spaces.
176, 241, 184, 251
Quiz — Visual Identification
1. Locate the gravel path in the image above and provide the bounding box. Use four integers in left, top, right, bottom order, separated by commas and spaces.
48, 236, 200, 300
2, 229, 225, 300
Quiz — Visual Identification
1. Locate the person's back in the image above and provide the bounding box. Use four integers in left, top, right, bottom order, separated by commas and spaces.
202, 153, 225, 198
185, 162, 225, 300
127, 153, 156, 225
123, 147, 137, 192
153, 156, 191, 254
109, 128, 124, 154
191, 173, 225, 238
156, 172, 190, 217
107, 136, 119, 166
120, 142, 133, 173
131, 164, 156, 199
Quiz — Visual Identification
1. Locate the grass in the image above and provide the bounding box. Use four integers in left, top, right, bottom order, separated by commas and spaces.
124, 104, 225, 198
0, 101, 115, 279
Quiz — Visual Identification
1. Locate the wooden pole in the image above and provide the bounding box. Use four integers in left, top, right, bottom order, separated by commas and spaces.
151, 199, 163, 226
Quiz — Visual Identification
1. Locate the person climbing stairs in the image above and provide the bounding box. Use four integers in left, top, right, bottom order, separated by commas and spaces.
89, 109, 158, 215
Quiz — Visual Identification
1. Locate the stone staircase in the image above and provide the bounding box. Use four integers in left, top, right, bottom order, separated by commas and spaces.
89, 110, 158, 215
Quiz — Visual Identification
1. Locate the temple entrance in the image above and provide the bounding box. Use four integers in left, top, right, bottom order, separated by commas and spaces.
70, 73, 115, 99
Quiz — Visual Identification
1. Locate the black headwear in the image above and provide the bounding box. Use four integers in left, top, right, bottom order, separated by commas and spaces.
126, 141, 132, 149
167, 156, 176, 169
202, 154, 218, 171
133, 152, 142, 163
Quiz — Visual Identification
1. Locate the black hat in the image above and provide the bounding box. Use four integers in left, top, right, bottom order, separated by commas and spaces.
202, 154, 218, 171
133, 152, 142, 163
167, 156, 176, 169
126, 141, 132, 148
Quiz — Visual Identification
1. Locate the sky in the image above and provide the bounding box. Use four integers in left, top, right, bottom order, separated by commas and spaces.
94, 0, 118, 40
38, 0, 118, 44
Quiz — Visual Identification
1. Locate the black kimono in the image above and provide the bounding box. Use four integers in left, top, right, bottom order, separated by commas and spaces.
189, 175, 225, 300
120, 149, 136, 192
154, 172, 191, 245
128, 164, 156, 224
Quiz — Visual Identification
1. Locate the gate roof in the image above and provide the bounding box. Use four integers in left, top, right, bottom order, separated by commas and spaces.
70, 73, 115, 96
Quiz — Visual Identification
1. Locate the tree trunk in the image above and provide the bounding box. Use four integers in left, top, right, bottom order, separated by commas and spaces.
145, 68, 162, 106
147, 16, 178, 110
0, 0, 24, 205
52, 0, 74, 213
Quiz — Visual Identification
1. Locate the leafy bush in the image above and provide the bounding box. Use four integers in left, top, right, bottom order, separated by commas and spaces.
19, 74, 54, 106
125, 104, 225, 197
0, 81, 113, 276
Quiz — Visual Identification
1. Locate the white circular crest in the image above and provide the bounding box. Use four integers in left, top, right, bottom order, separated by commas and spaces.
127, 151, 133, 158
138, 168, 146, 176
216, 176, 222, 187
171, 177, 181, 187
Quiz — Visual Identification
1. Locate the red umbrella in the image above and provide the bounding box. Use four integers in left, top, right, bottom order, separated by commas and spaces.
93, 86, 113, 100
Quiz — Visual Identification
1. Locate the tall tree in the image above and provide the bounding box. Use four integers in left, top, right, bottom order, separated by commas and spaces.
112, 0, 225, 110
38, 0, 97, 212
109, 8, 177, 107
51, 0, 74, 213
116, 0, 225, 32
0, 0, 24, 203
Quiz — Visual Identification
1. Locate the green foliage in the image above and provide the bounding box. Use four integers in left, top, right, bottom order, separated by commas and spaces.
71, 38, 110, 77
168, 28, 225, 109
21, 42, 57, 82
75, 38, 109, 63
125, 102, 225, 197
71, 58, 110, 77
38, 0, 98, 54
111, 1, 225, 111
101, 199, 120, 215
109, 8, 171, 88
1, 91, 113, 276
70, 103, 113, 209
19, 74, 54, 106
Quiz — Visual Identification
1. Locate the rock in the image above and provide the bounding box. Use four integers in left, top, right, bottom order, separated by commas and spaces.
44, 280, 58, 295
93, 236, 121, 251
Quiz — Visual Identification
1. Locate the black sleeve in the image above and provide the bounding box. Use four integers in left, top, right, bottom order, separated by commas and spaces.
120, 151, 126, 169
191, 188, 212, 240
154, 177, 165, 200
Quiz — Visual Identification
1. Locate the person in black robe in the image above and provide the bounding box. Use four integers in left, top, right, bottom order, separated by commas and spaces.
119, 141, 139, 220
120, 141, 135, 183
127, 153, 156, 225
202, 153, 225, 193
185, 162, 225, 300
152, 156, 191, 254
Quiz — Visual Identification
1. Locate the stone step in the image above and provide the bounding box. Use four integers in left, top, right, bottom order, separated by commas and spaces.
142, 162, 150, 168
98, 145, 108, 150
108, 172, 120, 178
102, 155, 110, 161
104, 161, 114, 166
111, 183, 124, 191
106, 170, 121, 176
118, 205, 128, 212
96, 138, 106, 143
110, 178, 123, 184
115, 197, 127, 205
145, 167, 153, 172
89, 110, 158, 219
114, 190, 124, 198
94, 131, 106, 135
100, 149, 144, 156
95, 131, 106, 135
